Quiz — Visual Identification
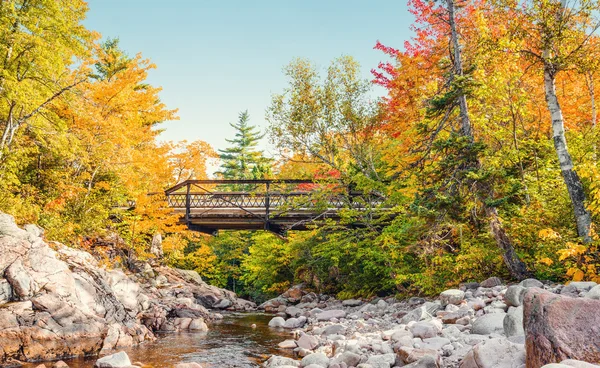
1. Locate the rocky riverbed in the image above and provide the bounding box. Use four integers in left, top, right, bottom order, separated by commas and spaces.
1, 211, 600, 368
258, 280, 600, 368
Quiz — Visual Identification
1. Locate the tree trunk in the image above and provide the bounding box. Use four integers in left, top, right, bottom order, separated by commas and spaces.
447, 0, 531, 279
544, 66, 593, 243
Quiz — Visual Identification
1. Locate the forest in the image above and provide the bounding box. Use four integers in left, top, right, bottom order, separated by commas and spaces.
2, 0, 600, 303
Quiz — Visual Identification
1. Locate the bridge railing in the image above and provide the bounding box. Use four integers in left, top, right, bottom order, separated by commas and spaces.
164, 179, 384, 224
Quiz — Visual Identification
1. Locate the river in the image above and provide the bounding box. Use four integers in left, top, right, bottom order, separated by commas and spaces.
24, 313, 294, 368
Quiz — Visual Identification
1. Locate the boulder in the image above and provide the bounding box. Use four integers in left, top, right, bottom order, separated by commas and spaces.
585, 285, 600, 300
471, 313, 506, 335
263, 355, 300, 367
297, 334, 319, 350
315, 309, 346, 321
404, 356, 441, 368
301, 352, 329, 367
460, 338, 525, 368
284, 316, 307, 329
505, 285, 527, 307
278, 339, 297, 349
174, 364, 203, 368
520, 279, 544, 288
480, 277, 503, 288
410, 321, 439, 339
524, 288, 600, 368
150, 233, 163, 258
335, 351, 361, 366
365, 353, 396, 368
397, 347, 442, 365
342, 299, 363, 307
269, 317, 286, 328
440, 290, 465, 307
503, 306, 524, 338
94, 352, 132, 368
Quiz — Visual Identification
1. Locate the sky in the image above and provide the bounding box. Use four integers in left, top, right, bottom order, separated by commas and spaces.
84, 0, 414, 156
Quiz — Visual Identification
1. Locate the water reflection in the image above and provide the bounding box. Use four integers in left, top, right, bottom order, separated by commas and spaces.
23, 313, 295, 368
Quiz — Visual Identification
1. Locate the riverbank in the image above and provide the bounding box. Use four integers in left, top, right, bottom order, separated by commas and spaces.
0, 213, 255, 367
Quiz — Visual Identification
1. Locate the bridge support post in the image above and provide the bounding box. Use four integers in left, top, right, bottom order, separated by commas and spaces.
264, 181, 270, 230
185, 182, 191, 225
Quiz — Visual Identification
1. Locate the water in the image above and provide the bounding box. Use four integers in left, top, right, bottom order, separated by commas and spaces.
24, 313, 295, 368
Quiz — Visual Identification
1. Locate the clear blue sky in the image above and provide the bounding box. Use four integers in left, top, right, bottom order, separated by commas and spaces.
84, 0, 413, 155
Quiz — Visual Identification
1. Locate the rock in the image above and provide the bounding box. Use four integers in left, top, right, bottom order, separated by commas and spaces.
315, 309, 346, 321
404, 356, 441, 368
397, 347, 441, 365
269, 317, 286, 328
262, 355, 300, 367
286, 306, 302, 317
440, 290, 465, 306
402, 303, 440, 324
150, 233, 163, 258
54, 362, 69, 368
441, 307, 471, 324
321, 324, 345, 336
297, 334, 319, 350
520, 278, 543, 288
503, 306, 524, 337
480, 277, 503, 288
421, 337, 451, 350
189, 318, 208, 332
5, 259, 37, 299
301, 352, 329, 367
365, 353, 396, 368
524, 288, 600, 367
410, 321, 439, 339
213, 298, 232, 309
335, 351, 361, 366
585, 285, 600, 300
342, 299, 363, 307
278, 339, 297, 349
471, 312, 506, 335
94, 351, 132, 368
284, 316, 307, 329
174, 364, 203, 368
505, 285, 526, 307
460, 338, 525, 368
560, 360, 600, 368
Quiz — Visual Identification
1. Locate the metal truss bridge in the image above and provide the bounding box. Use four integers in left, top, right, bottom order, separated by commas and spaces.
164, 179, 384, 235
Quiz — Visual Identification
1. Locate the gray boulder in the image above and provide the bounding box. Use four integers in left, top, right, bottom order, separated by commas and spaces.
268, 316, 286, 328
94, 352, 132, 368
410, 321, 439, 339
262, 355, 300, 367
472, 313, 506, 335
504, 285, 526, 307
520, 278, 543, 288
365, 353, 396, 368
316, 309, 346, 321
301, 352, 329, 367
440, 289, 465, 307
503, 306, 524, 338
460, 338, 525, 368
284, 316, 307, 329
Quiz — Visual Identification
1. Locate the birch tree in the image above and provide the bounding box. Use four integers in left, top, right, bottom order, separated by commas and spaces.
505, 0, 600, 242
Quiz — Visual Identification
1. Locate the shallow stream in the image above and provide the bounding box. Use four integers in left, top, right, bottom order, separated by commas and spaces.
24, 313, 294, 368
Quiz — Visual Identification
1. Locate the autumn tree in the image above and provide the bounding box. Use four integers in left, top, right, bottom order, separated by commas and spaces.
500, 0, 600, 243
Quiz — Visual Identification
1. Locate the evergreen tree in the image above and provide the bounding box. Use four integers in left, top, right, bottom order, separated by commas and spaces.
217, 111, 272, 181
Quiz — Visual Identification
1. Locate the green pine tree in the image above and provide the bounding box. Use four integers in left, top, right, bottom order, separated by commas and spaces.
217, 110, 272, 183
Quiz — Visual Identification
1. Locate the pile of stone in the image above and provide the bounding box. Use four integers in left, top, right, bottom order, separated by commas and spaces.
0, 213, 254, 365
261, 277, 600, 368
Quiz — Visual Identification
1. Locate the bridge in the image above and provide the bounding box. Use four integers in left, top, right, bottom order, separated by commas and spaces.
164, 179, 384, 235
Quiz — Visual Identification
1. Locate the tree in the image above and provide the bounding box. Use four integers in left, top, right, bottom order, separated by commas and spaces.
0, 0, 92, 158
217, 110, 271, 181
267, 56, 383, 181
504, 0, 600, 242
